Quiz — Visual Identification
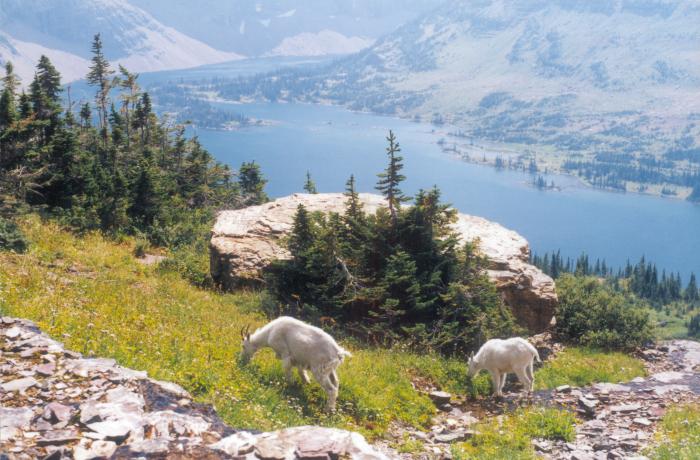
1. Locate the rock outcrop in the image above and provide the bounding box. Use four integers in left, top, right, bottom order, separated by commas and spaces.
0, 317, 389, 460
210, 193, 557, 332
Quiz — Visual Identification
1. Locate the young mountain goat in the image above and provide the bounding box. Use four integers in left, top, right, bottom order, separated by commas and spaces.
467, 337, 541, 398
240, 316, 351, 411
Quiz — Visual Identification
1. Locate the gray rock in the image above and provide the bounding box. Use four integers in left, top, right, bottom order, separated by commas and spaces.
35, 363, 56, 376
570, 450, 595, 460
255, 437, 295, 460
4, 326, 21, 339
532, 439, 552, 452
556, 385, 572, 393
651, 371, 685, 383
210, 432, 257, 456
593, 383, 631, 393
578, 397, 598, 416
72, 440, 118, 460
429, 391, 452, 406
434, 430, 472, 443
1, 376, 38, 393
42, 403, 72, 424
610, 403, 641, 413
36, 429, 80, 446
633, 417, 652, 427
117, 439, 170, 455
0, 407, 35, 430
86, 421, 132, 444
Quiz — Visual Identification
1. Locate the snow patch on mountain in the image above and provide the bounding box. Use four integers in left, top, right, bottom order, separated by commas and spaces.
111, 25, 241, 73
265, 30, 374, 57
0, 0, 243, 81
0, 33, 90, 84
277, 9, 297, 18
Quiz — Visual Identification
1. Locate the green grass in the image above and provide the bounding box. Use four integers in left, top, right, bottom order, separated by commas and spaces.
452, 407, 577, 460
0, 215, 650, 442
0, 215, 472, 437
535, 347, 647, 389
650, 307, 696, 340
648, 404, 700, 460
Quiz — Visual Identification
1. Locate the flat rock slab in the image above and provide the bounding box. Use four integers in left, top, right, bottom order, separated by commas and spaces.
1, 376, 38, 392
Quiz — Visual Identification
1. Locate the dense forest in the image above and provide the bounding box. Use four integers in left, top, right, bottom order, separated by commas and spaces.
532, 251, 700, 339
0, 34, 268, 255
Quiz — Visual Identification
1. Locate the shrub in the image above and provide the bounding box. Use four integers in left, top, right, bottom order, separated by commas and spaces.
0, 216, 28, 253
158, 243, 213, 288
133, 239, 149, 258
689, 313, 700, 338
555, 274, 654, 350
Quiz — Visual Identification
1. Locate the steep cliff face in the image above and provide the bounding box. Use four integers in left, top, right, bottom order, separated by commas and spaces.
0, 317, 388, 459
210, 193, 557, 332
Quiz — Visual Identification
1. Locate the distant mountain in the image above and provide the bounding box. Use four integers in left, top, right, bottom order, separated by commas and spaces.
129, 0, 440, 57
0, 0, 241, 84
230, 0, 699, 157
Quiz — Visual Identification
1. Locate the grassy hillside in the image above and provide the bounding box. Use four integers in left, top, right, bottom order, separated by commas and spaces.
0, 215, 646, 444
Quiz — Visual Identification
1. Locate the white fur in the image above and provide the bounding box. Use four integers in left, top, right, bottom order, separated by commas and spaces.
241, 316, 351, 411
467, 337, 541, 397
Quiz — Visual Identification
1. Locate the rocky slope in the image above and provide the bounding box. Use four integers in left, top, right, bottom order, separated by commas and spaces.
210, 193, 557, 332
0, 317, 388, 459
384, 338, 700, 459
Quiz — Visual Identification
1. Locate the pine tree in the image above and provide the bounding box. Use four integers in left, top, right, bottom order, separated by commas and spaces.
374, 250, 419, 330
79, 103, 92, 129
117, 65, 140, 148
238, 161, 268, 205
35, 56, 62, 104
303, 170, 317, 194
289, 204, 314, 257
0, 62, 19, 132
344, 174, 363, 220
376, 130, 408, 222
686, 273, 699, 302
86, 33, 114, 136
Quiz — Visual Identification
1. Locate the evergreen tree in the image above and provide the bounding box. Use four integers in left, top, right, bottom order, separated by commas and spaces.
289, 204, 314, 257
238, 161, 268, 205
303, 170, 317, 194
0, 62, 19, 131
79, 103, 92, 129
344, 174, 363, 221
686, 273, 699, 302
86, 33, 114, 136
117, 65, 140, 148
376, 130, 408, 222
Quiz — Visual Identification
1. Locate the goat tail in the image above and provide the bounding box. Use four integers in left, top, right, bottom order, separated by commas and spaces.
534, 349, 541, 362
338, 347, 352, 361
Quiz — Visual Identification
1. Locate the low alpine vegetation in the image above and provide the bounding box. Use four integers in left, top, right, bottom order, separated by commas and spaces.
555, 274, 654, 350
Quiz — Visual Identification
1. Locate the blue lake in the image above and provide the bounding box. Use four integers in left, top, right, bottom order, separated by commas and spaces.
194, 100, 700, 279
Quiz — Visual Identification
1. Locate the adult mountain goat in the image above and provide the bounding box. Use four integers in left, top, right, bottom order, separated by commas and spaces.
467, 337, 540, 398
240, 316, 351, 411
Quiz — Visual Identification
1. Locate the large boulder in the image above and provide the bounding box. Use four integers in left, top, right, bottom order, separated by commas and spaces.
210, 193, 557, 332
